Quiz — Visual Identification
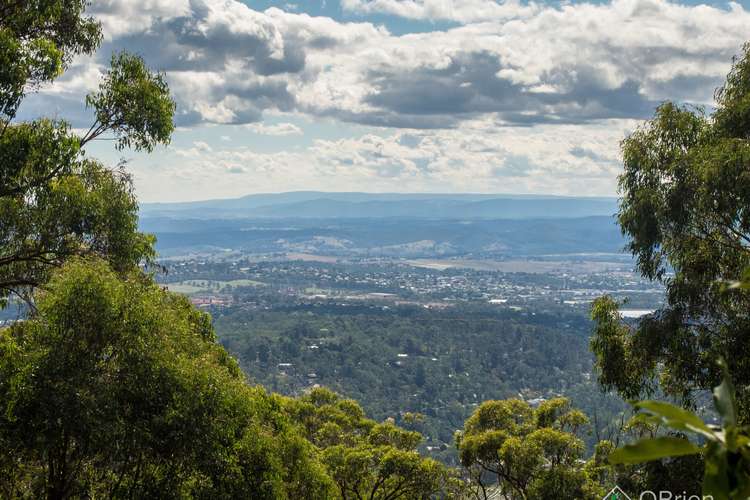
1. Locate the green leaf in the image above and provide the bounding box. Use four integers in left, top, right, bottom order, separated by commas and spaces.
713, 361, 737, 428
635, 400, 715, 438
702, 442, 730, 499
629, 412, 662, 427
608, 437, 700, 464
732, 478, 750, 500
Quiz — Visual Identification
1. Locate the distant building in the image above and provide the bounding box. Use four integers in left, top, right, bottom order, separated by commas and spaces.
190, 295, 232, 307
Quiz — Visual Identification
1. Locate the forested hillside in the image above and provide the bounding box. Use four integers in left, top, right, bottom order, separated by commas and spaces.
214, 302, 623, 459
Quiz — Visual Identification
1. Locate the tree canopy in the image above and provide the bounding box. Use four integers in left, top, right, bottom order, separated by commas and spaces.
456, 397, 601, 500
591, 42, 750, 418
0, 258, 337, 499
285, 387, 456, 499
0, 3, 174, 308
0, 0, 101, 122
0, 259, 456, 499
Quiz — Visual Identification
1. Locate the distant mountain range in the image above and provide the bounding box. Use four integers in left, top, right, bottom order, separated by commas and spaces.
141, 192, 618, 220
138, 216, 624, 258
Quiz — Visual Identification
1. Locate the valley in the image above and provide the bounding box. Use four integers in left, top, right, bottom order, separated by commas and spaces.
143, 193, 663, 463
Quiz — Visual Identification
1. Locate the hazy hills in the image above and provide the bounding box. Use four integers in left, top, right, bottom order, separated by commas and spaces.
140, 216, 624, 258
141, 192, 618, 220
139, 192, 624, 258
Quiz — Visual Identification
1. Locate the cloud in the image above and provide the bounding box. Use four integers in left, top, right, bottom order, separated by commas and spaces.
17, 0, 750, 130
340, 0, 538, 23
193, 141, 213, 152
569, 145, 617, 164
105, 5, 303, 75
28, 0, 744, 202
86, 0, 192, 38
245, 122, 303, 136
128, 117, 633, 201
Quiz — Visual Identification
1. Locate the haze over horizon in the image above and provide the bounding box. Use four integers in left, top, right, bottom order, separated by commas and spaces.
17, 0, 750, 202
141, 189, 619, 207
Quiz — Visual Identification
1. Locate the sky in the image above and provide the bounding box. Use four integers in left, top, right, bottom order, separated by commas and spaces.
17, 0, 750, 202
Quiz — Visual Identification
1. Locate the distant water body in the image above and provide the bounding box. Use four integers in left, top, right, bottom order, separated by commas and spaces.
620, 309, 655, 318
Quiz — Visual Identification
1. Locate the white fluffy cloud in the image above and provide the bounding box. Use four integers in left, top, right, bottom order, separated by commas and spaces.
24, 0, 750, 128
18, 0, 750, 199
127, 116, 632, 201
245, 122, 303, 136
87, 0, 192, 38
340, 0, 539, 23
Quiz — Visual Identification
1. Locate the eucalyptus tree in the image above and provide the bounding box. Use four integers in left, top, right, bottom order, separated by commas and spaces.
0, 1, 174, 307
456, 397, 601, 500
284, 387, 457, 500
591, 42, 750, 419
0, 258, 336, 499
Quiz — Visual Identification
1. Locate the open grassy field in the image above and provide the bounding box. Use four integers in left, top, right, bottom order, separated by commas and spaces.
404, 258, 629, 273
166, 279, 264, 295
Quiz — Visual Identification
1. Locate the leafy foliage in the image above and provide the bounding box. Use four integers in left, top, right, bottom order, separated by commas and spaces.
0, 258, 337, 499
0, 0, 101, 121
285, 387, 456, 499
456, 397, 602, 499
0, 147, 156, 306
609, 361, 750, 499
0, 260, 458, 499
214, 303, 617, 454
0, 5, 174, 308
591, 42, 750, 417
83, 52, 175, 152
